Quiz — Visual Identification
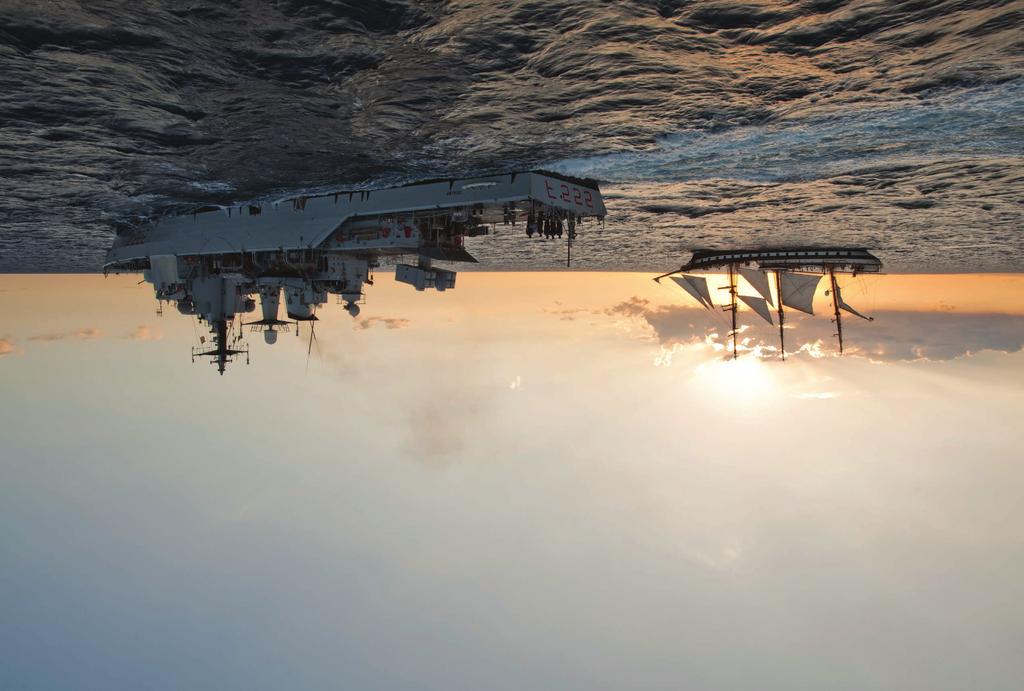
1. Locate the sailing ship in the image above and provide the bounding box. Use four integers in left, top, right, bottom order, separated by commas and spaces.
654, 248, 882, 359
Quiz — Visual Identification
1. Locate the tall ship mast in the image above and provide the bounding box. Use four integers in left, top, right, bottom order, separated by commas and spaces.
655, 248, 881, 359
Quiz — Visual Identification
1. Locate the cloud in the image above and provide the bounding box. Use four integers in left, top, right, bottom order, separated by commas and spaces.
400, 385, 499, 469
0, 338, 20, 357
28, 328, 102, 342
846, 313, 1024, 362
356, 317, 411, 331
405, 404, 465, 463
126, 325, 163, 341
795, 392, 841, 400
604, 297, 652, 318
545, 298, 657, 323
597, 298, 1024, 363
544, 301, 594, 321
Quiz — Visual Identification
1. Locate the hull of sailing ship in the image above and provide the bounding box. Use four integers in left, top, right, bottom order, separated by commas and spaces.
682, 248, 881, 273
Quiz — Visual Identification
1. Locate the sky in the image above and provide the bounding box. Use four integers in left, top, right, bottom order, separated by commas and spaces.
1, 272, 1023, 690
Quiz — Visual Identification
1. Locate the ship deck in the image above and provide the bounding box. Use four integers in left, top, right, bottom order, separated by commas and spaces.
681, 247, 882, 272
105, 171, 605, 268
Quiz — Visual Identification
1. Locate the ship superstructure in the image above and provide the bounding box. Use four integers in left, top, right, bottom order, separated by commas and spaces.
105, 171, 606, 374
655, 248, 881, 359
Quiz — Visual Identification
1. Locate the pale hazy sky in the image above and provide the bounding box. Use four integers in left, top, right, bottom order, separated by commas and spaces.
1, 273, 1023, 690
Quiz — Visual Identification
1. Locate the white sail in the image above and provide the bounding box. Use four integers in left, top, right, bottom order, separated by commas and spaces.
671, 275, 711, 309
835, 282, 873, 321
738, 294, 773, 324
686, 275, 714, 308
780, 272, 821, 315
738, 267, 774, 306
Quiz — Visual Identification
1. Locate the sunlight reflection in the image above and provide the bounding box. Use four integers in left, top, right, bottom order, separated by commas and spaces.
693, 356, 776, 403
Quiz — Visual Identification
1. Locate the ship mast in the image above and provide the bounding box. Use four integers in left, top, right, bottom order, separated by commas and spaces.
566, 217, 572, 268
829, 266, 844, 354
775, 270, 785, 361
215, 319, 228, 375
727, 264, 738, 359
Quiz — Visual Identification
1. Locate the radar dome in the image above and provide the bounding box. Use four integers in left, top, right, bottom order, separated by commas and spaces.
345, 301, 361, 318
264, 330, 278, 345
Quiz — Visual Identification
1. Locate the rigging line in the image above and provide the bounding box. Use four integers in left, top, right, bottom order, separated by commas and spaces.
305, 308, 317, 375
864, 272, 879, 313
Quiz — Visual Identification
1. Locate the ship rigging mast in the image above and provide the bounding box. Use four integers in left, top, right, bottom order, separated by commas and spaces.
829, 267, 845, 355
775, 270, 786, 361
726, 264, 738, 360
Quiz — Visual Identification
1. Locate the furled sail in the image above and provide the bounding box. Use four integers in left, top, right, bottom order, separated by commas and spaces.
738, 294, 773, 324
671, 275, 712, 309
834, 282, 873, 321
738, 267, 773, 306
779, 272, 821, 315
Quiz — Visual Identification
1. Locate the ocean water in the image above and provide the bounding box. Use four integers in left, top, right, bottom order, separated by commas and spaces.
1, 0, 1022, 271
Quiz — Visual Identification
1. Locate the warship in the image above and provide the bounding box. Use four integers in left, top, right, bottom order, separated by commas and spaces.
655, 248, 882, 359
105, 171, 606, 374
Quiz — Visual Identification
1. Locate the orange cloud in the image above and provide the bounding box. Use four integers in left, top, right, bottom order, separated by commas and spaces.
75, 328, 101, 340
28, 328, 102, 342
127, 325, 163, 341
0, 338, 18, 357
356, 317, 411, 331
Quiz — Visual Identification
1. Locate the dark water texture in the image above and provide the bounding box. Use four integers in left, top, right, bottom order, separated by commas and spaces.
1, 0, 1022, 271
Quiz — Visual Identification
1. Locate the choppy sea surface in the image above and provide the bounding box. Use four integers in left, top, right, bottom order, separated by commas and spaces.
1, 0, 1022, 272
